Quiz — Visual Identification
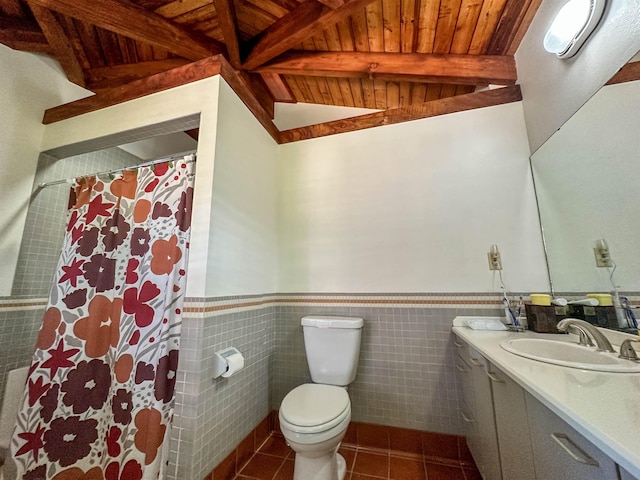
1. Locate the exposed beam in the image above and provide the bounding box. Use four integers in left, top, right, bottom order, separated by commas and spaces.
279, 85, 522, 143
260, 73, 296, 103
184, 128, 199, 141
486, 0, 542, 55
607, 61, 640, 85
219, 60, 281, 142
236, 72, 275, 118
27, 3, 86, 86
242, 0, 378, 71
85, 58, 191, 90
42, 55, 281, 144
0, 16, 52, 54
43, 56, 223, 124
213, 0, 242, 68
256, 51, 517, 86
316, 0, 346, 8
27, 0, 225, 61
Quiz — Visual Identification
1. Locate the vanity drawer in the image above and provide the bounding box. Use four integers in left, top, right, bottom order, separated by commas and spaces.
525, 392, 618, 480
454, 333, 472, 364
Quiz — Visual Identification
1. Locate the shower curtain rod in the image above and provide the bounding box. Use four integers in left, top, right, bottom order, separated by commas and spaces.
37, 152, 196, 189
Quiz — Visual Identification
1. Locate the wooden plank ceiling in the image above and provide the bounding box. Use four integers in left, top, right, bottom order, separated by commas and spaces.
0, 0, 541, 142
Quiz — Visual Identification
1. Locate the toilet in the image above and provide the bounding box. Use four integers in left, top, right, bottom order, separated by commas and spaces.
279, 315, 363, 480
0, 366, 29, 480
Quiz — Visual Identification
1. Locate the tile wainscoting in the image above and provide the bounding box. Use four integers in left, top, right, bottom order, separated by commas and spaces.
172, 293, 504, 479
1, 292, 506, 479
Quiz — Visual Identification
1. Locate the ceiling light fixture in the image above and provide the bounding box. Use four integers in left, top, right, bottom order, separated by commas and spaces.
543, 0, 606, 59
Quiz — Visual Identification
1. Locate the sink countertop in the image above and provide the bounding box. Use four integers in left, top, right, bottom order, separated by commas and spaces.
452, 316, 640, 478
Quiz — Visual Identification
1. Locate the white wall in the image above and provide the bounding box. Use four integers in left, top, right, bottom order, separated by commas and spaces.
532, 80, 640, 292
37, 75, 280, 298
206, 81, 278, 296
39, 76, 223, 298
0, 46, 90, 295
278, 101, 550, 293
516, 0, 640, 153
274, 102, 379, 130
119, 132, 197, 160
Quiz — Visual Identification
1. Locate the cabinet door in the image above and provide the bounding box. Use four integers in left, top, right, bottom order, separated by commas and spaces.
525, 392, 618, 480
456, 355, 478, 450
454, 337, 480, 463
468, 347, 502, 480
488, 363, 536, 480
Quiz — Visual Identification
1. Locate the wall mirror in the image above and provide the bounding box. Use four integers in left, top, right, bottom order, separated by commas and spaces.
530, 51, 640, 332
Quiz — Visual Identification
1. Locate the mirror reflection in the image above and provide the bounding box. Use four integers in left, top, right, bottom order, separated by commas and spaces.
531, 52, 640, 333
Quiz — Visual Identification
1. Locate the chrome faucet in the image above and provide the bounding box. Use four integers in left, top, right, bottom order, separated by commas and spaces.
618, 339, 639, 361
567, 325, 595, 347
556, 318, 615, 353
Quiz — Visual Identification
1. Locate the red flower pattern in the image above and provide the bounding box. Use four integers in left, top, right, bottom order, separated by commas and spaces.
15, 425, 45, 460
61, 359, 111, 414
126, 258, 139, 284
28, 377, 50, 407
123, 281, 161, 328
105, 460, 143, 480
106, 426, 122, 457
42, 340, 80, 377
43, 417, 98, 467
59, 258, 85, 287
84, 195, 114, 223
14, 160, 194, 478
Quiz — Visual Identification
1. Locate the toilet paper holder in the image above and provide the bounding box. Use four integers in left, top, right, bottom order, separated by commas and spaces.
212, 347, 244, 379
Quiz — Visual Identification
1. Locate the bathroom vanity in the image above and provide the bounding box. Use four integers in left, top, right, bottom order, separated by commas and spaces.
452, 316, 640, 480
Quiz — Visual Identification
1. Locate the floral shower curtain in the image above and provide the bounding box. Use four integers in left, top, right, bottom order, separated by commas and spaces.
12, 157, 195, 480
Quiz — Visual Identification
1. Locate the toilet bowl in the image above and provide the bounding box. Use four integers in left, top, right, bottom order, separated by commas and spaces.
280, 384, 351, 480
279, 315, 363, 480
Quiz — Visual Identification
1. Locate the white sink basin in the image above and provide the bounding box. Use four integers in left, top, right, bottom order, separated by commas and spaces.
500, 338, 640, 373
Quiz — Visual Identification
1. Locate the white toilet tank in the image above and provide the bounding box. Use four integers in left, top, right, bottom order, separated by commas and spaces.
302, 315, 363, 386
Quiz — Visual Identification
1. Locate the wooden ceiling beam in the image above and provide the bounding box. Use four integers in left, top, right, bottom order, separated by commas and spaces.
255, 51, 517, 86
279, 85, 522, 142
236, 72, 276, 118
213, 0, 242, 68
260, 73, 296, 103
315, 0, 346, 8
486, 0, 542, 55
607, 61, 640, 85
219, 60, 281, 141
184, 128, 199, 141
27, 3, 86, 86
43, 56, 224, 124
27, 0, 225, 61
0, 16, 52, 54
85, 58, 191, 90
242, 0, 378, 71
42, 55, 281, 143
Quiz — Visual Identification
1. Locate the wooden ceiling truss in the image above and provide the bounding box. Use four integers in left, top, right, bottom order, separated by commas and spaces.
0, 0, 544, 143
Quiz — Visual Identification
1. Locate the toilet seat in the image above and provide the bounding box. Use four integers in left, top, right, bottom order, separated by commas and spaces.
280, 384, 350, 434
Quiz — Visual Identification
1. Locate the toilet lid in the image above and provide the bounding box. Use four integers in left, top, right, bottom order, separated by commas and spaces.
281, 384, 350, 427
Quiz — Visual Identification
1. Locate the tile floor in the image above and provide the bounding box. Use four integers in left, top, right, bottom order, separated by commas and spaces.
233, 433, 482, 480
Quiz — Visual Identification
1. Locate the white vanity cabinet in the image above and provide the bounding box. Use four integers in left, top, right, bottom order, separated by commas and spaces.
454, 341, 478, 456
524, 391, 619, 480
452, 322, 640, 480
454, 336, 502, 480
487, 364, 536, 480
